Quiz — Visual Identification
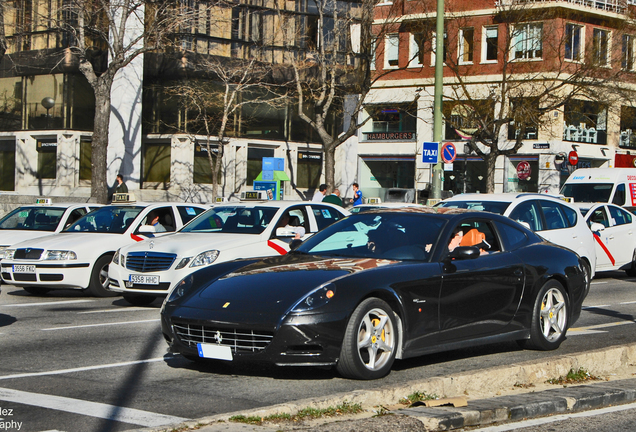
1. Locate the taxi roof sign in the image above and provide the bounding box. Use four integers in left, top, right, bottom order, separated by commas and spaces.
240, 190, 267, 200
112, 193, 136, 203
36, 198, 53, 205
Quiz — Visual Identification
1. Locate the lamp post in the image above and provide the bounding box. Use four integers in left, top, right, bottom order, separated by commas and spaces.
429, 0, 444, 201
41, 97, 55, 129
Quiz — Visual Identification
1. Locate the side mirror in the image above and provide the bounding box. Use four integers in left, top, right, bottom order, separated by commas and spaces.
590, 222, 605, 233
448, 246, 481, 261
276, 227, 297, 237
138, 225, 156, 237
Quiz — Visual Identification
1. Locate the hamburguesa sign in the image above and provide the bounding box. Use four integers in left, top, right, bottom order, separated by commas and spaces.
364, 131, 415, 141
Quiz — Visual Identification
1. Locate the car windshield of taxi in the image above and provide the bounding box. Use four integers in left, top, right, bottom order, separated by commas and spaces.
1, 206, 72, 231
64, 206, 145, 234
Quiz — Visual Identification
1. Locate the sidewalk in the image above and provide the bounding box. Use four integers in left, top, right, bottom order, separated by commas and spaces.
130, 342, 636, 432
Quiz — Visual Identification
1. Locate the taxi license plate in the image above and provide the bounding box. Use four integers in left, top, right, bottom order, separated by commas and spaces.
197, 343, 233, 361
129, 274, 159, 285
12, 265, 35, 273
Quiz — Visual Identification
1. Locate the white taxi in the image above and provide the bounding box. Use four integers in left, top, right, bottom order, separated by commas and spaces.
0, 199, 100, 259
575, 202, 636, 275
0, 198, 208, 296
108, 201, 349, 305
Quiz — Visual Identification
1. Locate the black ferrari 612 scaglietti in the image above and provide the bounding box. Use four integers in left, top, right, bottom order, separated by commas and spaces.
160, 207, 588, 380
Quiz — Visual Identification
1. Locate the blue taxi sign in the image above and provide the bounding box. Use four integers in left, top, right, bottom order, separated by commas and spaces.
441, 142, 457, 164
422, 142, 439, 164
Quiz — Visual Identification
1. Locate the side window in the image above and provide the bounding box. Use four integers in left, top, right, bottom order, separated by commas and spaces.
177, 206, 206, 226
64, 208, 87, 228
313, 206, 346, 231
613, 184, 626, 206
609, 205, 632, 226
138, 206, 176, 233
495, 221, 529, 251
451, 219, 500, 255
560, 204, 578, 227
509, 201, 544, 231
539, 200, 568, 230
589, 207, 609, 228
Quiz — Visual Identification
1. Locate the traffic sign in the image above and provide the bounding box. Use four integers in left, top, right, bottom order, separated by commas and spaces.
516, 161, 531, 180
441, 142, 457, 164
422, 142, 439, 164
568, 151, 579, 166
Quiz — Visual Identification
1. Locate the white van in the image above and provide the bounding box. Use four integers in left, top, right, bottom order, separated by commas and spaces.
560, 168, 636, 211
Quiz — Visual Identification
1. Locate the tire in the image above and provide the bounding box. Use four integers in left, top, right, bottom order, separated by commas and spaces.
86, 255, 118, 297
123, 294, 156, 306
520, 280, 569, 351
581, 260, 591, 298
626, 251, 636, 276
336, 298, 398, 380
23, 287, 51, 296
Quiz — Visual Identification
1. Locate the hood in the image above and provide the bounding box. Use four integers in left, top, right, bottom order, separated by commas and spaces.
7, 232, 126, 251
0, 230, 57, 247
120, 232, 263, 256
176, 254, 397, 318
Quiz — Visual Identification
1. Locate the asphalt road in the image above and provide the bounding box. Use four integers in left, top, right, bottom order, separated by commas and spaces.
1, 270, 636, 432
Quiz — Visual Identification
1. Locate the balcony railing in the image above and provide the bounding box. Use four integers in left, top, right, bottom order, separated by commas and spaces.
495, 0, 627, 14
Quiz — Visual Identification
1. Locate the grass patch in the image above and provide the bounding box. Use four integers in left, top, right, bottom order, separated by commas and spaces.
399, 391, 439, 405
546, 367, 601, 385
229, 401, 363, 425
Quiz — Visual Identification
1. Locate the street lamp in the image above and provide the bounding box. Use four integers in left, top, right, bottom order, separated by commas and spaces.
429, 0, 445, 201
41, 97, 55, 129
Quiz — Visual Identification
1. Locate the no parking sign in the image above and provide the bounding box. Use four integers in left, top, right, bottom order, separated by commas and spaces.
441, 142, 457, 164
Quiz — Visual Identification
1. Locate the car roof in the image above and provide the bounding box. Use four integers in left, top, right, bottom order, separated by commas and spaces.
441, 193, 570, 204
213, 200, 345, 209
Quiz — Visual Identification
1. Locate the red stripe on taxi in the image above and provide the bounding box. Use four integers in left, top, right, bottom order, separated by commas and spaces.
593, 232, 615, 266
131, 234, 145, 242
267, 240, 288, 255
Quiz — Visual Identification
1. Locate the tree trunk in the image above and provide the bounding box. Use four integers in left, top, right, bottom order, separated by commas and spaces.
485, 153, 497, 194
324, 143, 336, 193
90, 82, 113, 204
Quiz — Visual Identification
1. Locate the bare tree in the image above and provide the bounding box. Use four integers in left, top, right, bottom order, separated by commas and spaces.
431, 2, 629, 192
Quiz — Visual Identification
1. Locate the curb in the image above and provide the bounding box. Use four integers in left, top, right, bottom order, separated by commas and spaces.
130, 342, 636, 432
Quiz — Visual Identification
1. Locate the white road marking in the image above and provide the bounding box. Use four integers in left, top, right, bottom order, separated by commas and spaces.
0, 387, 188, 427
0, 300, 94, 307
78, 307, 154, 314
569, 320, 635, 334
0, 357, 168, 381
41, 319, 160, 331
582, 305, 610, 309
590, 281, 608, 285
620, 300, 636, 305
472, 401, 636, 431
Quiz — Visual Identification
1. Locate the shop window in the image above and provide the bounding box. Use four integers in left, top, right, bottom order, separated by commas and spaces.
622, 34, 634, 70
459, 28, 474, 64
37, 138, 57, 179
563, 100, 607, 145
506, 158, 539, 193
512, 23, 542, 60
620, 106, 636, 148
443, 159, 487, 194
592, 29, 610, 67
483, 26, 498, 62
362, 103, 416, 141
26, 74, 64, 130
194, 141, 222, 184
142, 141, 171, 186
79, 138, 91, 181
508, 98, 539, 140
363, 159, 415, 189
565, 24, 583, 62
297, 151, 322, 189
385, 34, 399, 68
247, 146, 275, 186
0, 139, 15, 190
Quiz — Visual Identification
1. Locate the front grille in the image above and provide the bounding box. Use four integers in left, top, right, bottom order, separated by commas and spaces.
126, 252, 176, 272
172, 320, 274, 353
14, 248, 43, 260
13, 274, 36, 282
40, 274, 63, 281
130, 282, 171, 291
2, 272, 11, 281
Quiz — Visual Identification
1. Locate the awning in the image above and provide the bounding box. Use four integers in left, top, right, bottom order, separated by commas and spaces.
255, 171, 290, 181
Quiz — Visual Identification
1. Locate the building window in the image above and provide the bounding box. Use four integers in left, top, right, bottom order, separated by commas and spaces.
79, 138, 91, 181
142, 141, 171, 186
620, 106, 636, 148
37, 138, 57, 179
0, 139, 15, 191
622, 35, 634, 70
563, 100, 607, 145
512, 23, 542, 60
247, 146, 275, 186
297, 151, 322, 189
431, 30, 448, 65
409, 33, 425, 67
459, 28, 474, 64
508, 98, 539, 140
565, 23, 583, 61
194, 141, 221, 184
362, 103, 417, 141
592, 29, 610, 66
370, 40, 376, 70
483, 26, 498, 62
0, 77, 23, 131
385, 34, 399, 68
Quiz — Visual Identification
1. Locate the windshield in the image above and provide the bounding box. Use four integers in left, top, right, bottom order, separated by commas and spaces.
560, 183, 613, 203
180, 206, 278, 234
436, 200, 510, 215
64, 206, 144, 234
297, 213, 447, 261
0, 206, 66, 231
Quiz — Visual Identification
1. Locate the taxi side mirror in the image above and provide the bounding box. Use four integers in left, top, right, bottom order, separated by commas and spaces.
276, 227, 297, 237
138, 225, 156, 237
590, 222, 605, 233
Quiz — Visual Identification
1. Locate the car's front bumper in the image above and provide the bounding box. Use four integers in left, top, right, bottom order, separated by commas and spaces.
108, 263, 191, 297
0, 260, 91, 289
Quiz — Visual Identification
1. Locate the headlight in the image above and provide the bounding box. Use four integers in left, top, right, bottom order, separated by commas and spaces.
112, 249, 120, 265
291, 283, 336, 312
166, 274, 194, 303
1, 248, 15, 260
190, 250, 219, 268
45, 250, 77, 260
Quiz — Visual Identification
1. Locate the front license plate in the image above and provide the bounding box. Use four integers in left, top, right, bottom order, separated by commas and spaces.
12, 265, 35, 273
197, 343, 233, 361
129, 274, 159, 285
